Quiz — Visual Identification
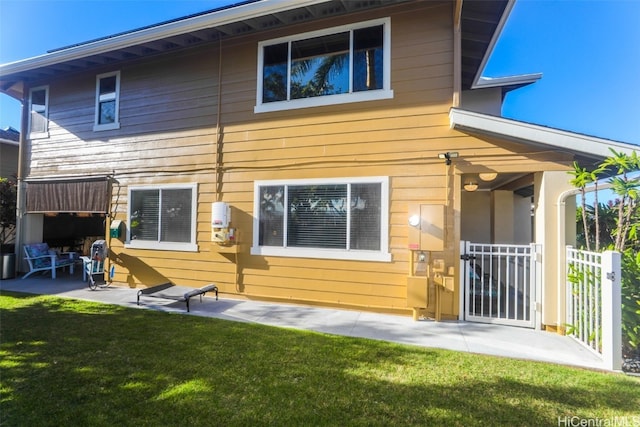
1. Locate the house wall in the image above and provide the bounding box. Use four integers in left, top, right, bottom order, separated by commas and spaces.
461, 190, 532, 245
460, 191, 491, 242
460, 88, 502, 116
20, 2, 577, 317
513, 195, 532, 244
491, 190, 514, 243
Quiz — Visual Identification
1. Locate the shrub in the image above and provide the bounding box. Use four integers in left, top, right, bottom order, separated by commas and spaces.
621, 249, 640, 357
0, 177, 17, 249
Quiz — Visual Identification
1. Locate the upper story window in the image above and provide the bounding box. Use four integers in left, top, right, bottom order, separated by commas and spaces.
93, 71, 120, 131
29, 86, 49, 139
126, 183, 198, 252
255, 18, 392, 113
251, 176, 390, 262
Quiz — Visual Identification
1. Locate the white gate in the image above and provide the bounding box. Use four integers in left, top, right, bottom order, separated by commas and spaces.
460, 241, 540, 328
565, 247, 622, 371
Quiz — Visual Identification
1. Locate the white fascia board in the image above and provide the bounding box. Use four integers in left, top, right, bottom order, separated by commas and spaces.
449, 108, 639, 159
470, 0, 516, 88
474, 73, 542, 89
0, 0, 331, 75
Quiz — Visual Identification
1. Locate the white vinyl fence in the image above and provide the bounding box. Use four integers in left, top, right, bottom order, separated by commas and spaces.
565, 247, 622, 371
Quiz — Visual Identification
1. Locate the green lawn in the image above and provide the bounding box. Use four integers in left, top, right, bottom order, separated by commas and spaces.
1, 292, 639, 426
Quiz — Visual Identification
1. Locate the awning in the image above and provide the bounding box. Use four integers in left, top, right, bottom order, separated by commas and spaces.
25, 177, 110, 213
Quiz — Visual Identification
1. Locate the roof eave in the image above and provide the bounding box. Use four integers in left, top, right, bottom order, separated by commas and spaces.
0, 0, 330, 76
449, 107, 638, 161
473, 73, 542, 90
469, 0, 516, 89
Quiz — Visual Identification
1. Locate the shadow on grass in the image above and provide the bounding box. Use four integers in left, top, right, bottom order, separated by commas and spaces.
1, 292, 639, 426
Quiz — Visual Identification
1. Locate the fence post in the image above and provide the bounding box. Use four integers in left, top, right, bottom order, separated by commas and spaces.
601, 250, 622, 371
459, 240, 467, 321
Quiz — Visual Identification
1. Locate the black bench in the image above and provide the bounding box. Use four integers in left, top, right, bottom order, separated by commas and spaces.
136, 283, 218, 312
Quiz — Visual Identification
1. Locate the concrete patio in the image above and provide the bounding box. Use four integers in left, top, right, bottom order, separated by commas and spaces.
0, 270, 607, 371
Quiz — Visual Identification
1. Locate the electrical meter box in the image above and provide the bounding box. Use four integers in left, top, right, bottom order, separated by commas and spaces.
407, 276, 428, 308
408, 204, 445, 251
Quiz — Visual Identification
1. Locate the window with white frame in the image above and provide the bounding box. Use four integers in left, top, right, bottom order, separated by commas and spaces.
94, 71, 120, 131
29, 86, 49, 138
252, 177, 390, 261
127, 183, 198, 251
255, 18, 392, 113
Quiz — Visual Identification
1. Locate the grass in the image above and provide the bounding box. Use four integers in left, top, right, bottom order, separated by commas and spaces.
1, 292, 639, 426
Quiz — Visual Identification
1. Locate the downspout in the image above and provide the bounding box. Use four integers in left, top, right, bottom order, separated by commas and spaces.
556, 181, 614, 330
450, 0, 463, 320
452, 0, 462, 108
14, 90, 28, 275
213, 37, 239, 287
215, 37, 223, 202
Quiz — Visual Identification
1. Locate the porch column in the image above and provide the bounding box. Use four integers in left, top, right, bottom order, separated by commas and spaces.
533, 171, 576, 331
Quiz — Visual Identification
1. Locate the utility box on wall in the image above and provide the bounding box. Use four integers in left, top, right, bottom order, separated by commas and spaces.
408, 204, 445, 251
211, 202, 230, 228
407, 276, 428, 308
109, 220, 122, 239
211, 202, 235, 245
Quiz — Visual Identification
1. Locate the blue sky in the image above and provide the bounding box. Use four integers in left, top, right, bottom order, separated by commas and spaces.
0, 0, 639, 146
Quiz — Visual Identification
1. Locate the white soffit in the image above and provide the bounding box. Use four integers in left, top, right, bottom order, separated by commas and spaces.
449, 108, 639, 159
474, 73, 542, 89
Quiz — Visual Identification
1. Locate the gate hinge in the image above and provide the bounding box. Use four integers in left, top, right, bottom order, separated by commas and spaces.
606, 272, 615, 281
460, 254, 476, 261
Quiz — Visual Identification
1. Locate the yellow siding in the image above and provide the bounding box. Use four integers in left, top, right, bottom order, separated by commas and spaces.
24, 1, 576, 317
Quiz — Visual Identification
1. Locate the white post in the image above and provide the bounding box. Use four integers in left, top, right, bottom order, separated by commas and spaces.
459, 240, 467, 321
601, 250, 622, 371
532, 243, 542, 330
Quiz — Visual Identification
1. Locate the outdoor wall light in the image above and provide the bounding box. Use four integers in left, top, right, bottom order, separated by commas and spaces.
464, 181, 478, 192
478, 172, 498, 182
438, 151, 459, 165
408, 214, 421, 227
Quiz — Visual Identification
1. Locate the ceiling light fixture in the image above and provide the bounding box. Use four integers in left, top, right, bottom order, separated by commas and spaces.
464, 181, 478, 192
478, 172, 498, 182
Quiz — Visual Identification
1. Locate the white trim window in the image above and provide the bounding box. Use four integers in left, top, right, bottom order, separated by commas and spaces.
255, 18, 393, 113
29, 85, 49, 139
126, 183, 198, 252
93, 71, 121, 131
252, 177, 391, 262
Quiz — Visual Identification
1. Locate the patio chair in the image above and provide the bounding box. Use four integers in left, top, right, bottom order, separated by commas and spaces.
22, 243, 76, 279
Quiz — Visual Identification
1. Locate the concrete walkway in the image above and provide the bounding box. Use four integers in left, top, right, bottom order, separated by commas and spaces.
0, 272, 606, 371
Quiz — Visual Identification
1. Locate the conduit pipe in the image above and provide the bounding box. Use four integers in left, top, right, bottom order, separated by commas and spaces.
215, 37, 223, 202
